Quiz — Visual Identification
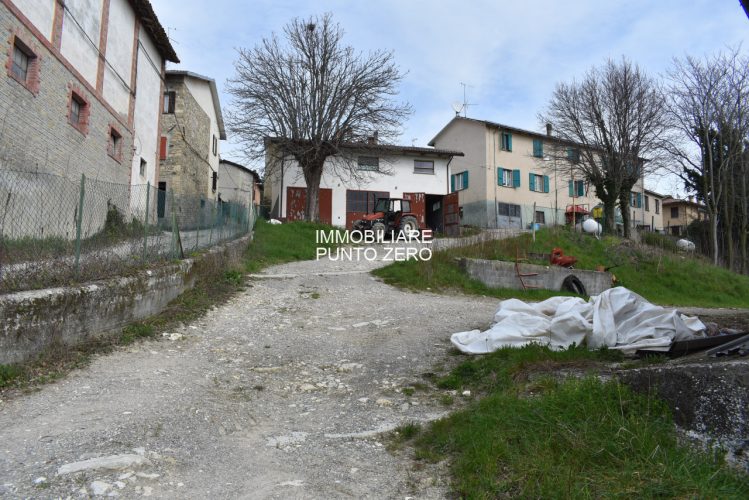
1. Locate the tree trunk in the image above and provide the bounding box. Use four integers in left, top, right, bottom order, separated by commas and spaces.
303, 161, 324, 222
601, 196, 617, 235
620, 195, 633, 239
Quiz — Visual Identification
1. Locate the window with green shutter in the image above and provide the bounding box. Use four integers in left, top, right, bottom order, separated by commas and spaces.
533, 139, 544, 158
501, 132, 512, 152
529, 173, 544, 192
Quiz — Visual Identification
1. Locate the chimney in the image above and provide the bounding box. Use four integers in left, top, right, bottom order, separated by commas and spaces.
688, 195, 694, 203
546, 123, 552, 137
367, 131, 379, 145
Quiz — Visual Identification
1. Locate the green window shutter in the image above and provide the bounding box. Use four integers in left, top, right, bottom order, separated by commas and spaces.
568, 180, 574, 196
450, 174, 455, 193
543, 175, 550, 193
463, 171, 469, 189
507, 133, 512, 152
529, 172, 535, 191
577, 181, 585, 197
512, 169, 520, 188
637, 192, 642, 208
533, 139, 543, 158
497, 168, 502, 186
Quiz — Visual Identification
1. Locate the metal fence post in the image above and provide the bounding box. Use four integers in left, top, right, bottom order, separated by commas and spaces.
74, 174, 85, 277
143, 181, 150, 261
208, 200, 214, 245
196, 197, 202, 251
170, 189, 178, 259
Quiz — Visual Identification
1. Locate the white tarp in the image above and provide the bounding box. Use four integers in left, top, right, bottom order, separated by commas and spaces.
451, 287, 705, 355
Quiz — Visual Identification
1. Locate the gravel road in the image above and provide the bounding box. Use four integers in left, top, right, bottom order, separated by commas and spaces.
0, 253, 498, 499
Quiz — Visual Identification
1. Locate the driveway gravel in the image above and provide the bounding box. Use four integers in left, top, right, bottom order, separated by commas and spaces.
0, 254, 498, 499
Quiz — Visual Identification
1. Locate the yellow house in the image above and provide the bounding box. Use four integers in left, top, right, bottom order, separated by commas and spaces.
662, 197, 707, 236
429, 117, 646, 230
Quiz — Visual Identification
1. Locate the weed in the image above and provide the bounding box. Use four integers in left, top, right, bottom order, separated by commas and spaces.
310, 292, 321, 299
402, 387, 415, 396
120, 323, 155, 344
439, 394, 454, 406
0, 364, 23, 388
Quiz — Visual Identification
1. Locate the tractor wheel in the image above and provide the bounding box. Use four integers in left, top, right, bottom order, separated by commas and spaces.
372, 222, 387, 241
399, 216, 419, 238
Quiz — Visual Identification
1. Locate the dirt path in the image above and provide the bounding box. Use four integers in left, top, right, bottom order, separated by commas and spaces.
0, 255, 498, 499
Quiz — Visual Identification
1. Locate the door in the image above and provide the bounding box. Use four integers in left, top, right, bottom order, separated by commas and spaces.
345, 190, 389, 230
403, 192, 426, 229
443, 192, 460, 236
157, 182, 167, 219
286, 187, 332, 224
497, 202, 522, 229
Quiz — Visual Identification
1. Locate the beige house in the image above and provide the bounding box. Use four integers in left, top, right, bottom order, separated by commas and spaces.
662, 197, 707, 236
638, 189, 666, 232
429, 117, 646, 230
218, 159, 261, 207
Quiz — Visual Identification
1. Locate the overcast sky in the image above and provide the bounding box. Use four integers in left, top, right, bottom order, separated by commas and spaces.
150, 0, 748, 194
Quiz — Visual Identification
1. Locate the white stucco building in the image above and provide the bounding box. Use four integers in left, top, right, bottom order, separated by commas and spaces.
264, 139, 463, 232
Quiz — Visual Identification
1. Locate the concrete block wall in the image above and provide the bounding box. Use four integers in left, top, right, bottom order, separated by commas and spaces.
459, 257, 612, 296
0, 234, 251, 365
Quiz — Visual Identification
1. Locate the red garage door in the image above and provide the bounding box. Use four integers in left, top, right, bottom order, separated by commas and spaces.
345, 190, 388, 230
403, 192, 426, 229
287, 187, 332, 224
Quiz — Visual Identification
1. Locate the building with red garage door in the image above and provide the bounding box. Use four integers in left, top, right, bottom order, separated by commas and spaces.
264, 137, 463, 233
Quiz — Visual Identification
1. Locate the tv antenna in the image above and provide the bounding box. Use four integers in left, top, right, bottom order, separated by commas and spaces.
456, 82, 476, 118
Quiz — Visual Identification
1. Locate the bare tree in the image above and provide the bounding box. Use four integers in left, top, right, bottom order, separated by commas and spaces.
666, 49, 749, 268
540, 58, 669, 237
226, 14, 411, 221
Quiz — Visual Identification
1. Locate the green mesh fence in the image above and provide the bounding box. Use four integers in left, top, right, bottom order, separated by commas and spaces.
0, 169, 256, 293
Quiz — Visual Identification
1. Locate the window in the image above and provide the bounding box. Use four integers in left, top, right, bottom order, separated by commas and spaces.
655, 199, 660, 214
532, 139, 544, 158
8, 37, 39, 94
68, 91, 89, 134
107, 126, 122, 161
498, 202, 520, 218
629, 192, 642, 208
413, 159, 434, 174
346, 190, 388, 213
498, 168, 514, 187
212, 135, 218, 156
535, 211, 546, 224
452, 171, 468, 191
163, 91, 175, 113
529, 173, 545, 192
159, 136, 168, 160
566, 147, 580, 163
671, 206, 679, 219
139, 158, 147, 177
212, 171, 217, 192
500, 132, 512, 152
644, 195, 650, 212
357, 156, 379, 171
569, 180, 585, 197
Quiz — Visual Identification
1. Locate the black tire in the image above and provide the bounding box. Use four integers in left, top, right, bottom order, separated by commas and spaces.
399, 216, 419, 237
372, 222, 386, 241
561, 275, 587, 296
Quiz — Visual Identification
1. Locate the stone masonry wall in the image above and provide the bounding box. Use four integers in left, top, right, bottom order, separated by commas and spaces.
159, 77, 212, 202
0, 5, 133, 184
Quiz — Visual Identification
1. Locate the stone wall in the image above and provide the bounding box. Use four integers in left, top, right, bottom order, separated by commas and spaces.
0, 234, 251, 365
458, 257, 612, 296
159, 77, 212, 201
0, 4, 133, 184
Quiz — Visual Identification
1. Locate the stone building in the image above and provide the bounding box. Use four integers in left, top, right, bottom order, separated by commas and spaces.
158, 70, 225, 205
0, 0, 178, 237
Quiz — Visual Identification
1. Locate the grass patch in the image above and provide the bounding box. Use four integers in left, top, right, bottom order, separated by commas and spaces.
374, 226, 749, 307
408, 345, 749, 498
0, 364, 24, 388
244, 219, 343, 273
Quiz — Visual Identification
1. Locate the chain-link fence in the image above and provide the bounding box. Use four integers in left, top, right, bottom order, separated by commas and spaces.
0, 169, 256, 293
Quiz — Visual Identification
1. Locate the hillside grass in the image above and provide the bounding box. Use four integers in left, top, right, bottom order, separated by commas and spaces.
244, 219, 343, 273
373, 227, 749, 307
397, 345, 749, 498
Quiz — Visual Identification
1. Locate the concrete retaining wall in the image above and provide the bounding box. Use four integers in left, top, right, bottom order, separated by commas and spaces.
459, 257, 612, 295
0, 234, 251, 365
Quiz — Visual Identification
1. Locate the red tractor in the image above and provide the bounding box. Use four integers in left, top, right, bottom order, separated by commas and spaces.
352, 198, 420, 239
